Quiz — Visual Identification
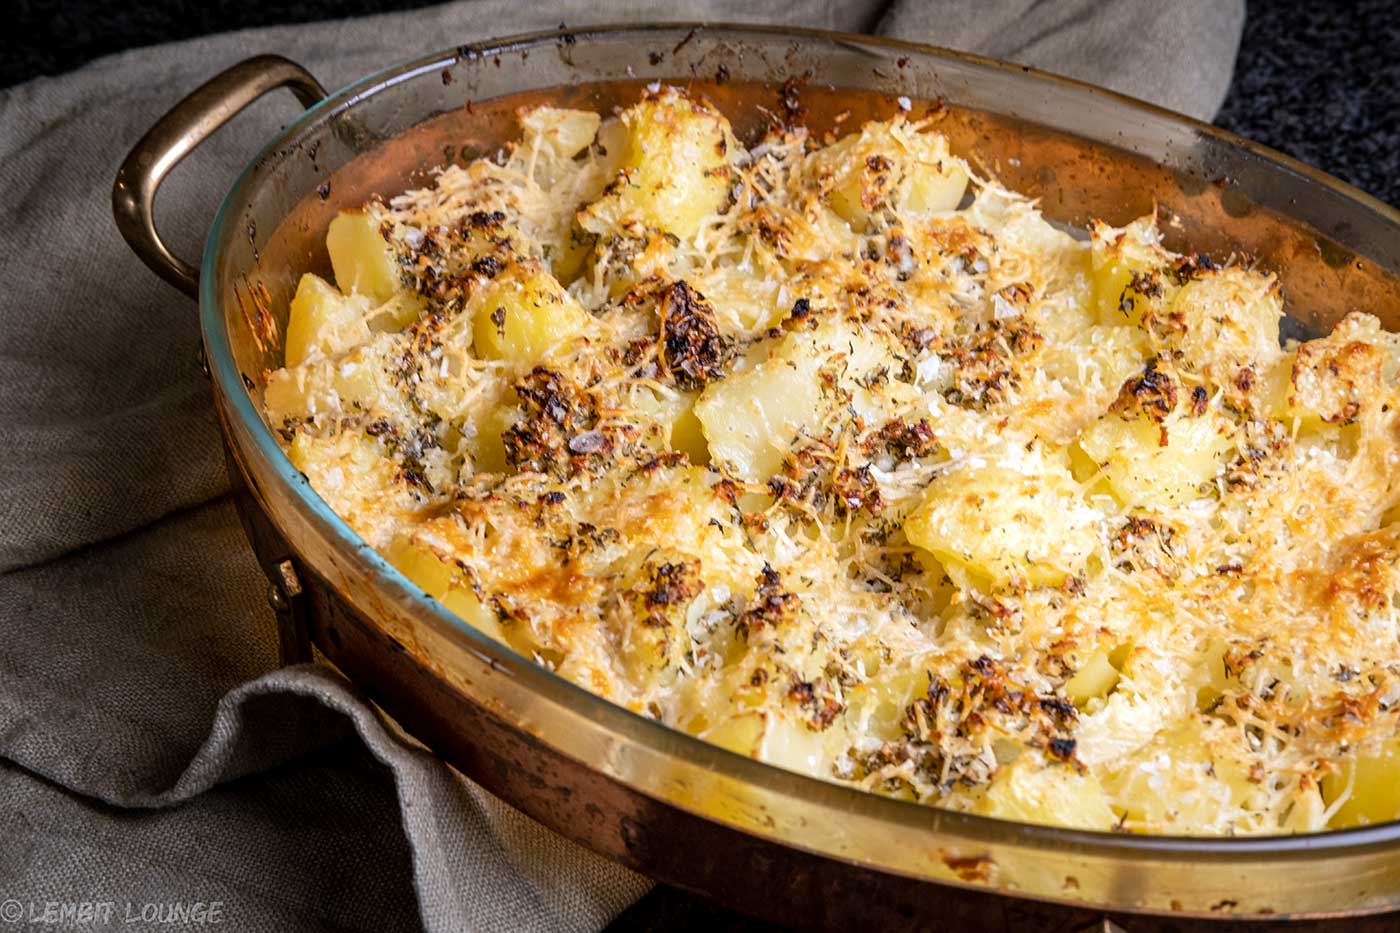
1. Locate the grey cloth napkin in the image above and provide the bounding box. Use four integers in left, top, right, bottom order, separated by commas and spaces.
0, 2, 1243, 930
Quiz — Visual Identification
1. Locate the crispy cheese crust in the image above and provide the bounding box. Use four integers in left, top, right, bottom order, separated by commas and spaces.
264, 86, 1400, 836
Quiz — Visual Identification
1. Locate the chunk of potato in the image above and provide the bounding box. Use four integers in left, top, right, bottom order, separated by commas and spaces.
905, 159, 970, 215
846, 663, 931, 742
1167, 267, 1283, 380
1251, 350, 1369, 457
695, 346, 821, 481
691, 264, 785, 335
466, 402, 515, 474
757, 713, 835, 775
745, 202, 864, 267
386, 538, 507, 642
471, 264, 592, 364
975, 755, 1118, 830
700, 707, 837, 779
579, 88, 733, 240
1041, 325, 1149, 396
814, 119, 968, 231
1322, 739, 1400, 828
1252, 333, 1378, 456
546, 222, 596, 286
1103, 716, 1255, 832
519, 106, 601, 165
904, 454, 1101, 588
1034, 248, 1097, 343
326, 210, 400, 303
265, 337, 407, 426
633, 388, 710, 464
694, 321, 904, 481
365, 291, 426, 335
288, 431, 426, 547
1282, 783, 1328, 834
1064, 647, 1123, 709
1251, 351, 1294, 420
283, 273, 374, 367
1075, 411, 1233, 510
704, 711, 767, 757
1089, 217, 1175, 327
1287, 312, 1386, 426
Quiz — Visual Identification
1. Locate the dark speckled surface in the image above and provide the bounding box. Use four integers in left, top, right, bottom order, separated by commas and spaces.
1215, 0, 1399, 208
7, 0, 1398, 207
5, 2, 1396, 931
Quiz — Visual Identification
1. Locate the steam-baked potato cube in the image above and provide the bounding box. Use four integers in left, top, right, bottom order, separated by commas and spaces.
904, 456, 1101, 588
1086, 217, 1176, 325
579, 88, 733, 240
1323, 739, 1400, 828
1089, 217, 1175, 327
471, 264, 592, 364
757, 712, 834, 775
1034, 248, 1097, 343
264, 343, 400, 426
739, 201, 861, 267
847, 663, 931, 741
692, 265, 785, 335
262, 369, 309, 424
1103, 717, 1255, 831
519, 106, 601, 163
634, 388, 710, 463
703, 709, 833, 779
516, 107, 605, 205
288, 431, 426, 548
1075, 411, 1233, 510
326, 210, 400, 303
1064, 647, 1122, 709
283, 273, 374, 367
386, 538, 506, 642
1283, 784, 1328, 834
694, 321, 901, 481
695, 342, 822, 481
546, 222, 595, 286
704, 712, 766, 757
1041, 325, 1149, 397
975, 755, 1118, 830
1286, 313, 1387, 426
1168, 267, 1283, 380
465, 402, 515, 474
904, 158, 970, 215
816, 120, 968, 230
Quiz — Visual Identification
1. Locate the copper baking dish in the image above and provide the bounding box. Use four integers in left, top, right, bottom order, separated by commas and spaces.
113, 24, 1400, 929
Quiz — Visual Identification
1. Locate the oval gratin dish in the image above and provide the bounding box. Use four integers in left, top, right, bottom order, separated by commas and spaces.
113, 24, 1400, 929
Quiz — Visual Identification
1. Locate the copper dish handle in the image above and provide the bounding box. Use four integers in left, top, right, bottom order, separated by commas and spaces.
113, 55, 327, 299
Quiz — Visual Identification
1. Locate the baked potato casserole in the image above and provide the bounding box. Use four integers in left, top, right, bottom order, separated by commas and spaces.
263, 85, 1400, 836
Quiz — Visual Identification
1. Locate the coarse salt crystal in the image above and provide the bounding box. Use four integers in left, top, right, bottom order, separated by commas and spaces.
992, 293, 1019, 320
916, 354, 945, 385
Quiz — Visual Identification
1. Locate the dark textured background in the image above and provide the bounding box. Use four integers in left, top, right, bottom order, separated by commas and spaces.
6, 0, 1398, 207
4, 1, 1396, 930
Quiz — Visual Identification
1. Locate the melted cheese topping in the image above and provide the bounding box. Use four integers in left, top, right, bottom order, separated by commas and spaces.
264, 87, 1400, 836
